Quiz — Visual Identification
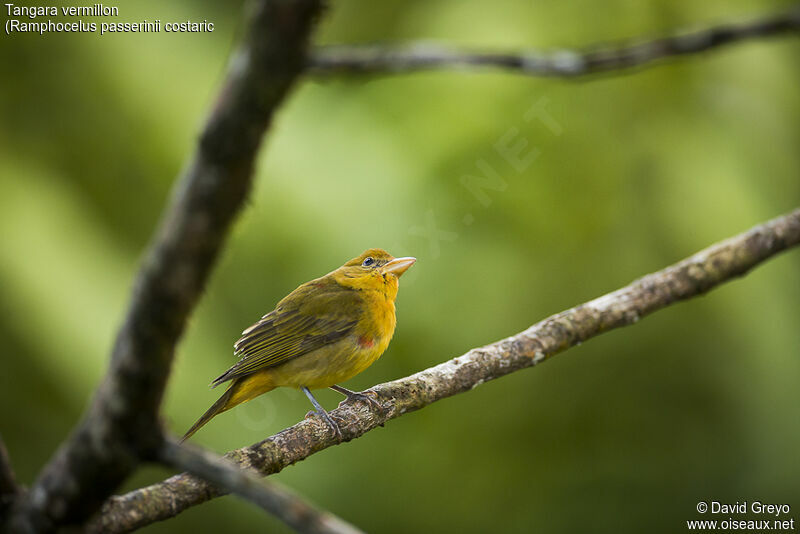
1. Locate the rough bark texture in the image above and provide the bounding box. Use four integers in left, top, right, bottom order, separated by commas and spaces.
311, 7, 800, 77
90, 208, 800, 533
160, 439, 363, 534
6, 1, 323, 532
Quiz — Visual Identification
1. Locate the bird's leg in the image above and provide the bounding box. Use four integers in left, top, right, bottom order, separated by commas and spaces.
330, 384, 386, 413
301, 386, 342, 440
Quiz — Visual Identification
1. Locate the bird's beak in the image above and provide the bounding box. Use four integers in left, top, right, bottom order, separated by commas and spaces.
382, 257, 416, 277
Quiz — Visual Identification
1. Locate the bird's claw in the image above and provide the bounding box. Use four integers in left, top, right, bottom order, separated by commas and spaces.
339, 390, 386, 414
305, 409, 343, 441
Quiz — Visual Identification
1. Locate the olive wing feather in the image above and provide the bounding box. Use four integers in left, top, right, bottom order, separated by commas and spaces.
211, 281, 360, 387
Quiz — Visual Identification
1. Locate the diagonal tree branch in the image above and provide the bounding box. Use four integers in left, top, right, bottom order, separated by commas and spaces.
0, 435, 18, 519
310, 7, 800, 78
160, 437, 363, 534
7, 1, 323, 532
91, 208, 800, 533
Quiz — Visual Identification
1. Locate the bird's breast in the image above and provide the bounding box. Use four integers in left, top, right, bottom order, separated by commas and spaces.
359, 289, 397, 344
265, 289, 398, 389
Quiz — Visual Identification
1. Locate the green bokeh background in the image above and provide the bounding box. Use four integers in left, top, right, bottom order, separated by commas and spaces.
2, 1, 799, 532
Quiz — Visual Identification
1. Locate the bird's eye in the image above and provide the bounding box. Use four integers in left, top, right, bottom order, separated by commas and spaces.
362, 257, 375, 267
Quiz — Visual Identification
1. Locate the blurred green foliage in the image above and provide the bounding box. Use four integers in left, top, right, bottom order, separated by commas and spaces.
1, 0, 799, 532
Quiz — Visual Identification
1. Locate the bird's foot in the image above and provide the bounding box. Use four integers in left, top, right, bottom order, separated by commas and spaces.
301, 386, 343, 441
344, 391, 386, 414
331, 385, 386, 414
305, 408, 343, 441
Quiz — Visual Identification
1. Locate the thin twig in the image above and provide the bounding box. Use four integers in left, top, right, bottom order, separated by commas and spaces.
160, 437, 363, 534
0, 435, 18, 518
7, 1, 323, 532
90, 208, 800, 533
311, 7, 800, 78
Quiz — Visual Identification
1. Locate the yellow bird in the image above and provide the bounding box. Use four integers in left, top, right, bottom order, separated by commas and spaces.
182, 248, 416, 441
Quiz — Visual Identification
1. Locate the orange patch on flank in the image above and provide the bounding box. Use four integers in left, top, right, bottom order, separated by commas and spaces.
358, 336, 375, 348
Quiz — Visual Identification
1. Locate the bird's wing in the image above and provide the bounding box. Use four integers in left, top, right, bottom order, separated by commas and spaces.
210, 281, 361, 387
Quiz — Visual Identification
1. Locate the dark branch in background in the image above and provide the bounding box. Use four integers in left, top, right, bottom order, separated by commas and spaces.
91, 208, 800, 533
160, 438, 363, 534
7, 0, 323, 532
0, 436, 18, 519
311, 7, 800, 78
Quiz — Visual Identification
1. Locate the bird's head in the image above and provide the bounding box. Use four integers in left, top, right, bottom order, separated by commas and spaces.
333, 248, 416, 293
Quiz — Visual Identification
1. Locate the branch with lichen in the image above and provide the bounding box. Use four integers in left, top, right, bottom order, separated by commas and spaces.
310, 7, 800, 78
90, 208, 800, 533
160, 438, 363, 534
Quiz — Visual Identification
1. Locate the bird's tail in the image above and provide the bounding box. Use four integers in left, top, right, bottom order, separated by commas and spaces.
181, 374, 275, 442
181, 386, 235, 442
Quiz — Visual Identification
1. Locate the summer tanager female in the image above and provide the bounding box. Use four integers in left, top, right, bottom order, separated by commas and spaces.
182, 248, 416, 441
